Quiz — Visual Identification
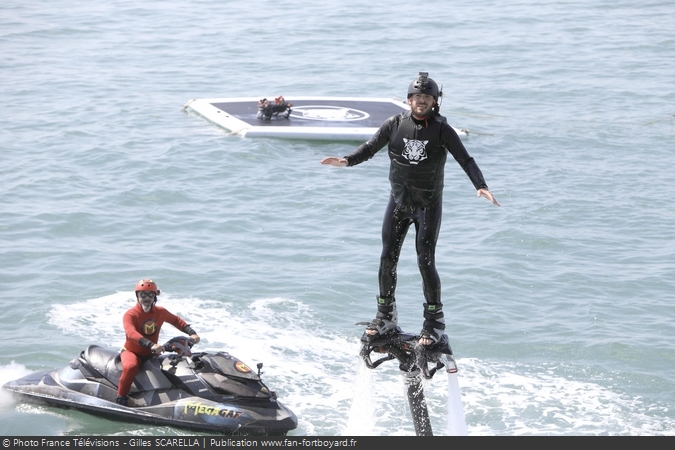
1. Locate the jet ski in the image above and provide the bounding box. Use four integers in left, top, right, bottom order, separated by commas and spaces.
2, 337, 297, 435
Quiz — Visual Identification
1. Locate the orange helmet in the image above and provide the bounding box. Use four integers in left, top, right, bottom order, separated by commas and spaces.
135, 279, 160, 295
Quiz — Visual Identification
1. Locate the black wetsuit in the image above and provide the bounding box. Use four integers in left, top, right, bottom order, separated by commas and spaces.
345, 111, 488, 306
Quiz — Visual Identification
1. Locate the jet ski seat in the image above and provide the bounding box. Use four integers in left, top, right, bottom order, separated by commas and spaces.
83, 345, 120, 370
80, 345, 172, 392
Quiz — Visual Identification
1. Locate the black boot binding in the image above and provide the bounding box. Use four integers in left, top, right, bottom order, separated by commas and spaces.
419, 302, 446, 348
357, 300, 456, 378
357, 326, 457, 378
364, 296, 398, 338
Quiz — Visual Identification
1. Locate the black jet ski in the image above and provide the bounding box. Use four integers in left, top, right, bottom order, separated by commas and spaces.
2, 337, 297, 435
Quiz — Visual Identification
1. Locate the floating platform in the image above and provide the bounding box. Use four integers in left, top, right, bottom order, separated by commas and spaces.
183, 97, 468, 141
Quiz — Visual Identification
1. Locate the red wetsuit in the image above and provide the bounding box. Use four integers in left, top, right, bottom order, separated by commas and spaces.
117, 303, 189, 397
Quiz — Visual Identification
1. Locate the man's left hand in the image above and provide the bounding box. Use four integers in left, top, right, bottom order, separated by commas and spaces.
151, 343, 165, 355
190, 334, 200, 344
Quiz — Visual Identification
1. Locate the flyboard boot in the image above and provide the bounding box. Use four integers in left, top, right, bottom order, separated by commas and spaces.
416, 303, 457, 378
419, 302, 446, 347
356, 296, 401, 369
357, 298, 457, 377
366, 296, 398, 338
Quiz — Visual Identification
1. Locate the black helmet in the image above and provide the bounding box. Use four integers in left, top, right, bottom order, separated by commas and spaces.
407, 72, 441, 99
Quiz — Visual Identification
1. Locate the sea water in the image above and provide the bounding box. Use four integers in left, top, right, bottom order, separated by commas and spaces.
1, 0, 674, 436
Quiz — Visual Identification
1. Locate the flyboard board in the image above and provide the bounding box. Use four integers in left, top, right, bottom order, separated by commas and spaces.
182, 96, 469, 142
357, 325, 468, 436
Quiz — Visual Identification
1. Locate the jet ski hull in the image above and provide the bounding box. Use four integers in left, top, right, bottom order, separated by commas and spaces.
3, 348, 297, 435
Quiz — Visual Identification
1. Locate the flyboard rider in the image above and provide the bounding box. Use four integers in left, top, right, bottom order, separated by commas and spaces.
321, 72, 500, 347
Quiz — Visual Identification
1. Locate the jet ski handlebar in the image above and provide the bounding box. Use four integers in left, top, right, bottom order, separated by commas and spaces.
152, 336, 196, 355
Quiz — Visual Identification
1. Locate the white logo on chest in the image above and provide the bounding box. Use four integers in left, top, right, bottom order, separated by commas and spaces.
402, 138, 428, 164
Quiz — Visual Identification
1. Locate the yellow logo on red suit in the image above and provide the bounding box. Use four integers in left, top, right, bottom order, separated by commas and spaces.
142, 319, 158, 336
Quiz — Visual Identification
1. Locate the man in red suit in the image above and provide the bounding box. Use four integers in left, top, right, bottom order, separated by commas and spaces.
116, 279, 200, 406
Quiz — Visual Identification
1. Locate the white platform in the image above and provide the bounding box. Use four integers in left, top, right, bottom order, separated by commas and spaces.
183, 96, 468, 141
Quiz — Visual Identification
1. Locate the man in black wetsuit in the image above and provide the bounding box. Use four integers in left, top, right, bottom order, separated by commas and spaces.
321, 72, 500, 347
